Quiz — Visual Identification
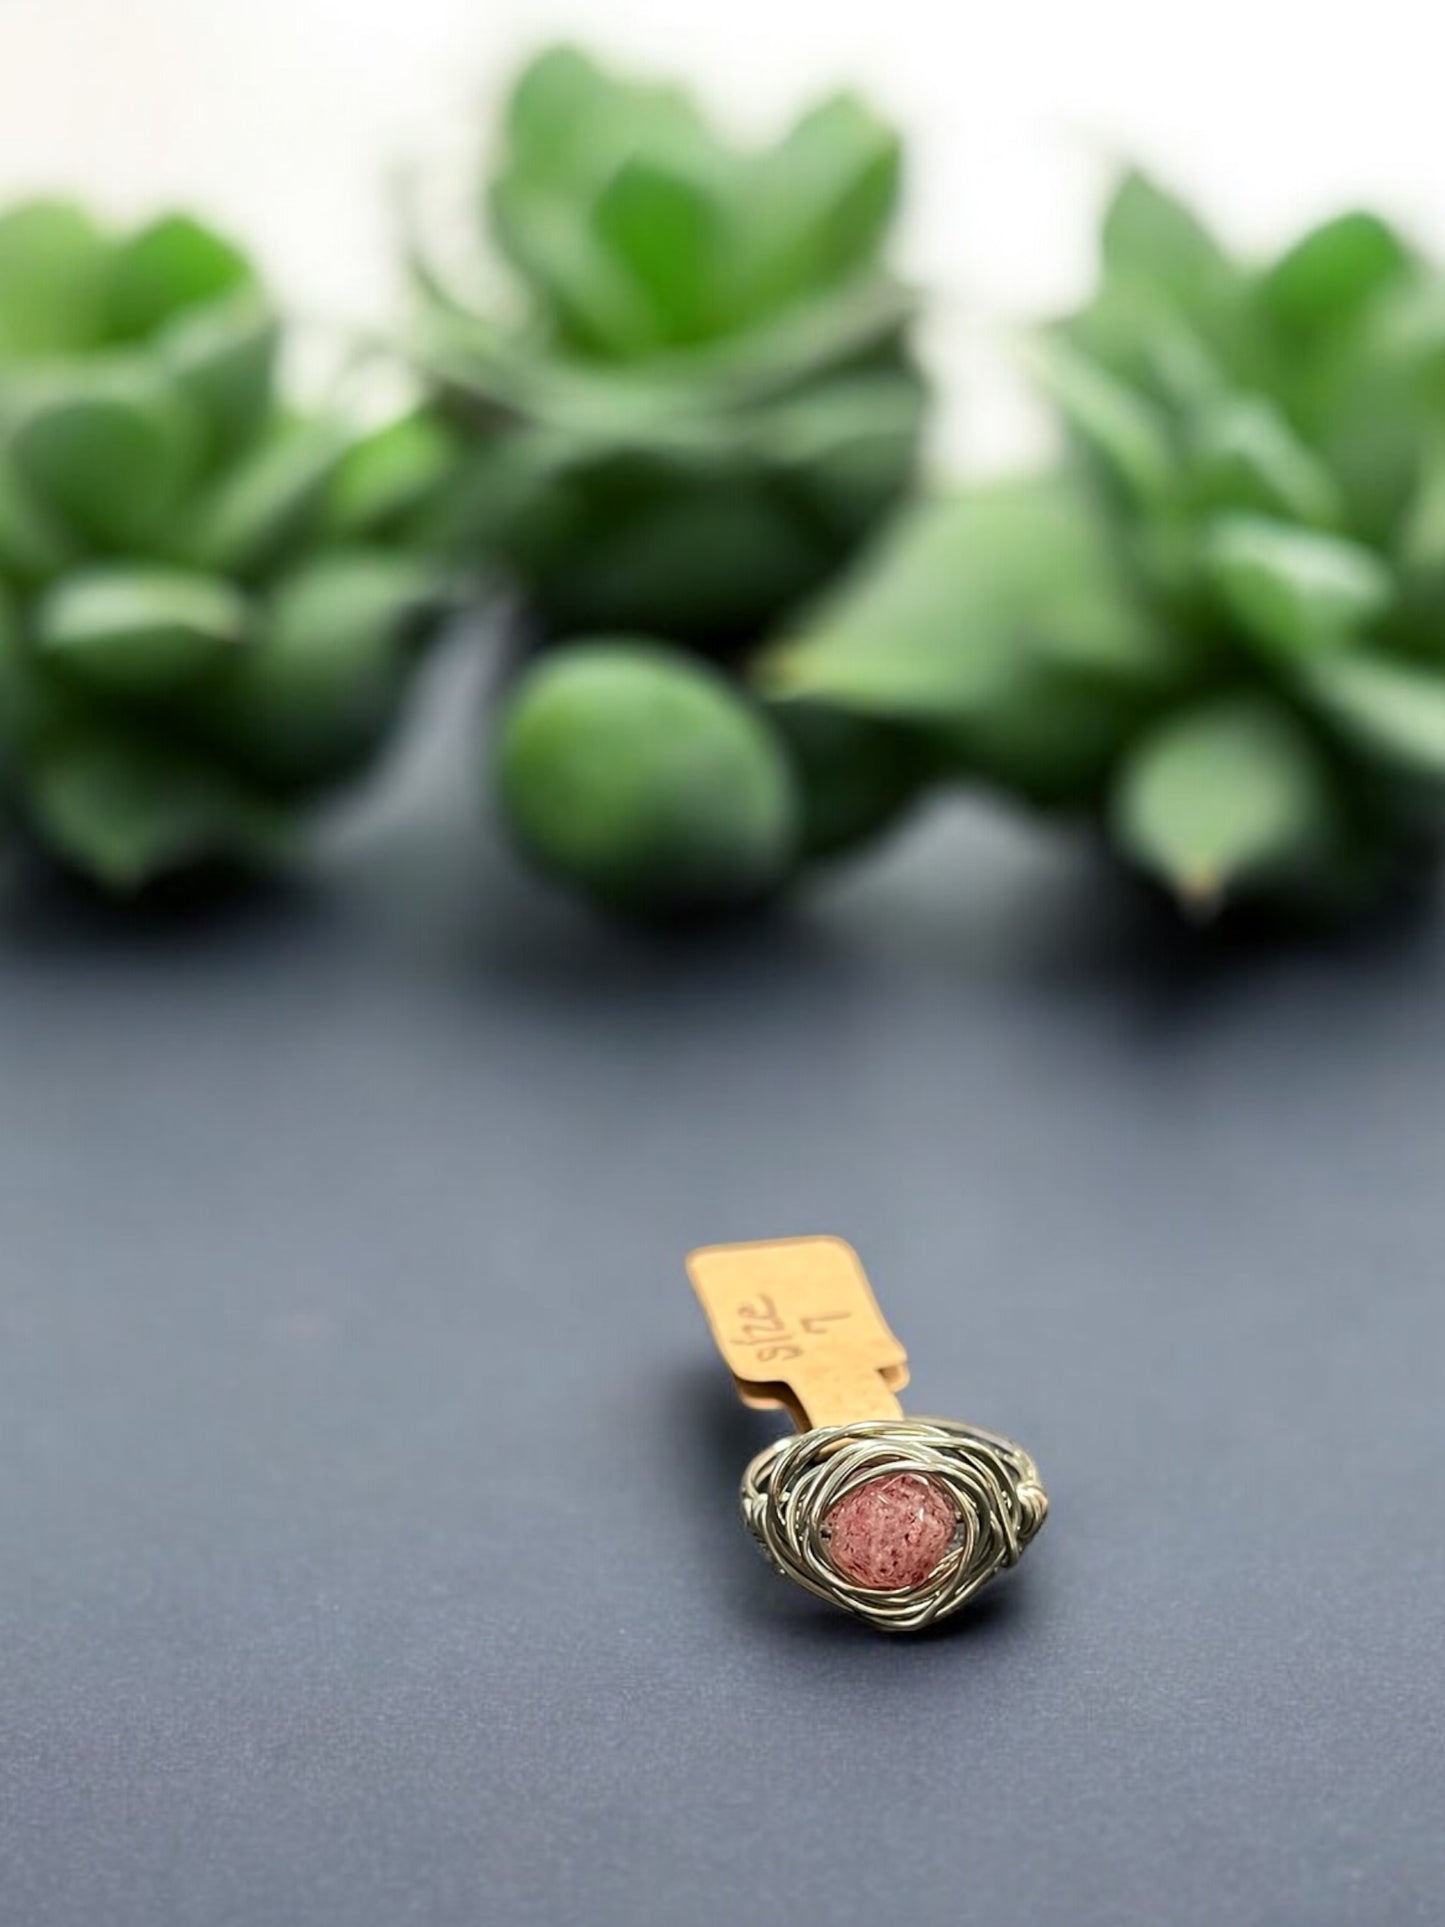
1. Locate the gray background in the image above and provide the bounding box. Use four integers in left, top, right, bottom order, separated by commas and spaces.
3, 652, 1442, 1927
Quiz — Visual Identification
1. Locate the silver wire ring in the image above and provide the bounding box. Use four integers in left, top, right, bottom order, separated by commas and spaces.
740, 1417, 1047, 1632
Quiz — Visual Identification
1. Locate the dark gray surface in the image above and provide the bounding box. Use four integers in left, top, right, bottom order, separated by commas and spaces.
3, 650, 1443, 1927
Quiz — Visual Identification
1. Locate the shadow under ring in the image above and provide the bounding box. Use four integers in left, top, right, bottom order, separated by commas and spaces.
740, 1417, 1047, 1631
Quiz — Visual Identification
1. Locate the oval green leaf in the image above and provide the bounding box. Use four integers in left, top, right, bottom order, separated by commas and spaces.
593, 157, 722, 344
34, 566, 248, 695
1112, 694, 1335, 907
10, 367, 198, 550
1202, 514, 1392, 660
158, 292, 279, 466
1260, 211, 1414, 343
1302, 651, 1445, 784
23, 727, 285, 890
0, 199, 110, 358
763, 475, 1168, 721
105, 213, 258, 343
199, 550, 443, 788
184, 419, 343, 577
496, 640, 799, 916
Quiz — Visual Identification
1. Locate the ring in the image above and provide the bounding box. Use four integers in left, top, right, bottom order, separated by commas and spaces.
741, 1417, 1047, 1632
687, 1235, 1048, 1634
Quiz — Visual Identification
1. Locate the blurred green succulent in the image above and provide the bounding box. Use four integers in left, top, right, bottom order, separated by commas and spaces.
496, 642, 802, 918
766, 173, 1445, 913
0, 199, 457, 889
410, 43, 927, 652
493, 632, 930, 919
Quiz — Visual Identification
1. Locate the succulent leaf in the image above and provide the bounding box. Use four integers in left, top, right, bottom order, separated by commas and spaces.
501, 44, 612, 177
753, 94, 901, 306
489, 179, 661, 361
0, 450, 73, 583
769, 701, 928, 860
158, 293, 279, 467
1202, 514, 1392, 661
23, 726, 285, 889
1258, 211, 1415, 345
104, 214, 257, 343
759, 371, 927, 540
1076, 171, 1251, 389
11, 366, 199, 550
1112, 696, 1334, 907
1102, 171, 1237, 320
196, 550, 444, 790
1302, 652, 1445, 786
1031, 338, 1178, 510
764, 475, 1170, 723
1188, 396, 1342, 527
593, 157, 724, 346
497, 642, 799, 916
33, 567, 247, 695
0, 200, 110, 358
323, 411, 460, 543
184, 418, 344, 577
479, 428, 850, 643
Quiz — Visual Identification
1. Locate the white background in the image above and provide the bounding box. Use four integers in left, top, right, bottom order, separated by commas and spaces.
3, 0, 1443, 469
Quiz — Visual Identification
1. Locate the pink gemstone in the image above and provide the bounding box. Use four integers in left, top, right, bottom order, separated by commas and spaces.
823, 1472, 957, 1591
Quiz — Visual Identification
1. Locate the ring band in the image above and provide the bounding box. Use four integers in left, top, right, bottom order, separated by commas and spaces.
741, 1417, 1047, 1632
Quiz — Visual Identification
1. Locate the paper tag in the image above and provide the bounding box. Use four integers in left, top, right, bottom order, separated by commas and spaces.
686, 1235, 908, 1430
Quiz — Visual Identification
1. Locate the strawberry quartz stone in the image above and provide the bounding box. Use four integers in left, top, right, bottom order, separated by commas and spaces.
822, 1472, 958, 1590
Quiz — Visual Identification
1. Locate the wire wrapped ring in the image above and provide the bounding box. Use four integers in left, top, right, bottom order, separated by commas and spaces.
740, 1417, 1047, 1632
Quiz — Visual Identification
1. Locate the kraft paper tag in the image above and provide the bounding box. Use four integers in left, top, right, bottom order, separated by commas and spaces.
686, 1235, 908, 1430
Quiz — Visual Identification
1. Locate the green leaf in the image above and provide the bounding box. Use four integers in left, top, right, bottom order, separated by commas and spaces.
200, 550, 441, 788
104, 213, 257, 342
1058, 275, 1219, 406
496, 641, 798, 916
0, 582, 83, 756
1188, 396, 1341, 528
489, 48, 719, 356
34, 567, 247, 695
1102, 170, 1237, 315
938, 666, 1154, 807
0, 581, 20, 701
1259, 211, 1414, 343
22, 727, 285, 889
490, 177, 661, 357
503, 43, 707, 187
10, 366, 198, 550
322, 411, 458, 541
487, 46, 901, 357
0, 199, 110, 357
1302, 651, 1445, 784
158, 292, 279, 465
763, 474, 1167, 722
1031, 339, 1177, 509
1202, 514, 1392, 660
508, 456, 828, 645
503, 45, 611, 171
0, 448, 72, 583
184, 419, 343, 576
769, 701, 926, 860
593, 157, 722, 343
755, 94, 901, 301
1397, 443, 1445, 582
759, 370, 924, 538
1112, 694, 1334, 906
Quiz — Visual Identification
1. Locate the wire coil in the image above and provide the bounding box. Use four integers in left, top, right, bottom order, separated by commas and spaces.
740, 1417, 1047, 1632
